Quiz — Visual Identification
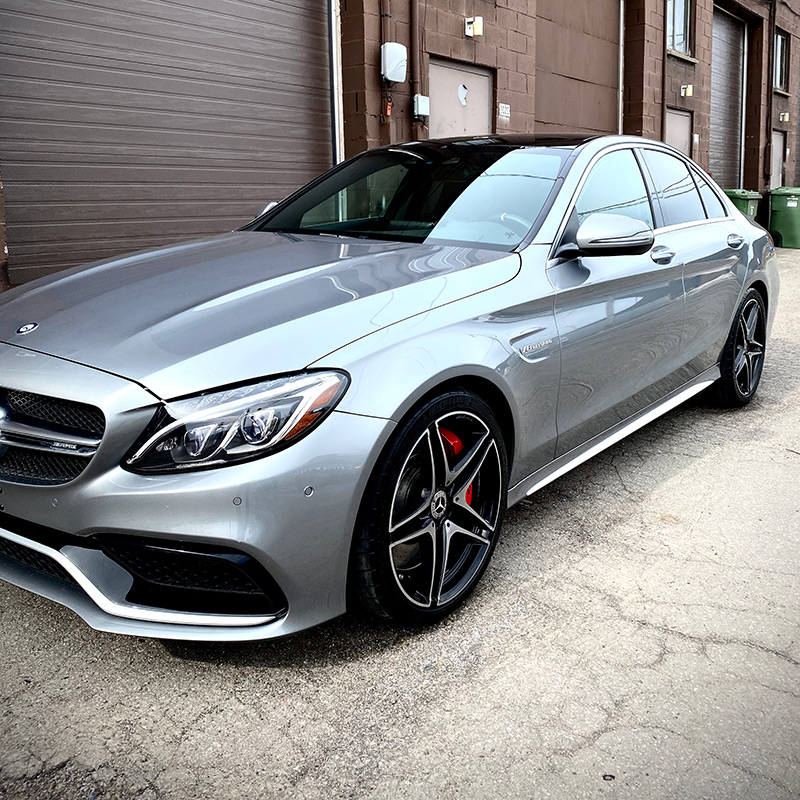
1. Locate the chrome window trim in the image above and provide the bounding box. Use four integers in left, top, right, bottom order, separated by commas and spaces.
0, 526, 281, 628
651, 217, 731, 235
548, 141, 734, 259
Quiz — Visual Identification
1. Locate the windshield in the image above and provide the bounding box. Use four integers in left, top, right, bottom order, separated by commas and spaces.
252, 143, 571, 249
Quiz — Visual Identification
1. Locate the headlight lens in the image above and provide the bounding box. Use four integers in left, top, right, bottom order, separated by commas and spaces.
125, 371, 349, 473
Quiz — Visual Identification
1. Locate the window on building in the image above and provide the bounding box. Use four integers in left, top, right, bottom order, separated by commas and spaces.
667, 0, 692, 54
775, 30, 789, 91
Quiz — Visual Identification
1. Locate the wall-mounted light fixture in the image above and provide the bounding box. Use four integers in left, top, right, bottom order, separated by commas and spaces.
465, 16, 484, 37
780, 112, 790, 122
680, 84, 694, 97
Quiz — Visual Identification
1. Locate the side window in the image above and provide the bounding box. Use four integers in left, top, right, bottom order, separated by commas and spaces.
641, 150, 706, 227
575, 150, 654, 228
693, 171, 728, 219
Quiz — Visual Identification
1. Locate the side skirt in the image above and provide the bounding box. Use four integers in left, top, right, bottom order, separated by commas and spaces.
507, 365, 720, 507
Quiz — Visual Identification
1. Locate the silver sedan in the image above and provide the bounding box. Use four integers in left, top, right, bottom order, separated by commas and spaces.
0, 135, 779, 640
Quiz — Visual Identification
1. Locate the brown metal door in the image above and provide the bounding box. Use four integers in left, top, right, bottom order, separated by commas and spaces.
428, 59, 493, 139
709, 8, 745, 189
666, 109, 692, 156
0, 0, 331, 284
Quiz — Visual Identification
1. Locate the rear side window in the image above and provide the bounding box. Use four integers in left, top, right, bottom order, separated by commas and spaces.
694, 171, 728, 219
641, 150, 706, 227
575, 149, 654, 228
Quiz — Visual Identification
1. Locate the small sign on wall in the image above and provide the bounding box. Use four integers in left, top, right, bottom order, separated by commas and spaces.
499, 103, 511, 119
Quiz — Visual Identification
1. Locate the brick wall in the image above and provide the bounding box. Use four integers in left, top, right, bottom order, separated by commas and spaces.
341, 0, 538, 157
623, 0, 665, 141
625, 0, 800, 193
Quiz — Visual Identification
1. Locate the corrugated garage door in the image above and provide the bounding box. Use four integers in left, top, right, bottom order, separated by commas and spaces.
0, 0, 331, 285
709, 8, 745, 189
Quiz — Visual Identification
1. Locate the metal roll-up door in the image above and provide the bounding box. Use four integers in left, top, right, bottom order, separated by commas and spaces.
709, 9, 745, 189
0, 0, 332, 285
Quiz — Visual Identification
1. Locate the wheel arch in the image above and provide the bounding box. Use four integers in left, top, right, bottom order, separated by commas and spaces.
396, 373, 517, 471
747, 278, 769, 316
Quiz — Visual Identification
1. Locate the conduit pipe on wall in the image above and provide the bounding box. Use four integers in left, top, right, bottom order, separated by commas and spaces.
410, 0, 422, 138
328, 0, 345, 164
765, 0, 778, 182
618, 0, 625, 134
661, 1, 668, 141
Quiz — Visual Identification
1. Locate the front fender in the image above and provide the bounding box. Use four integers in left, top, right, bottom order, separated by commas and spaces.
310, 271, 561, 486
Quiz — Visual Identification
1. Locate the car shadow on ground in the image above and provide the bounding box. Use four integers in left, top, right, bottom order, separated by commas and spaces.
159, 612, 429, 666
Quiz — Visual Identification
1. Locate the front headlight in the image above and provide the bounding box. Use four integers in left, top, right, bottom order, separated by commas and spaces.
125, 371, 349, 473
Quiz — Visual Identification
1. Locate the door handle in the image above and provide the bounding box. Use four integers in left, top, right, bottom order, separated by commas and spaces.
650, 245, 676, 264
727, 233, 746, 249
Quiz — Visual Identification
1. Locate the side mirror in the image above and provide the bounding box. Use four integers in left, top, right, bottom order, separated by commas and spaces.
259, 201, 279, 217
572, 213, 655, 257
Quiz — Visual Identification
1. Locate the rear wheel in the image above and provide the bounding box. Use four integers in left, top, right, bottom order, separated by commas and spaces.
351, 391, 507, 624
716, 288, 767, 407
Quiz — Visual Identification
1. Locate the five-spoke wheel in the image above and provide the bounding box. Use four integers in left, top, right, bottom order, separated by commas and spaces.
351, 391, 507, 623
717, 288, 767, 406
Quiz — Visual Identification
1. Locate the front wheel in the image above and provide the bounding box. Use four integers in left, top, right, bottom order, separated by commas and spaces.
351, 391, 508, 624
716, 287, 767, 407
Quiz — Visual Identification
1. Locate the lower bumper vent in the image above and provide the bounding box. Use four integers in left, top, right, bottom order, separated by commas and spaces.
96, 538, 288, 616
0, 536, 76, 585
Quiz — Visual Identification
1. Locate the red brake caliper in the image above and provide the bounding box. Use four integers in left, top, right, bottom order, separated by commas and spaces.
439, 428, 473, 505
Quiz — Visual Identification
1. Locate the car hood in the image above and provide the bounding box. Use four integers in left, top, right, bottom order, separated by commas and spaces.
0, 232, 520, 399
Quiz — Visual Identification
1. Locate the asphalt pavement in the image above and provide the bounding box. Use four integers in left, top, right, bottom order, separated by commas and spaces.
1, 251, 799, 800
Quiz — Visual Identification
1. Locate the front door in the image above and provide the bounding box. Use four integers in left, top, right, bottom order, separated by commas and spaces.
548, 148, 686, 456
638, 148, 745, 378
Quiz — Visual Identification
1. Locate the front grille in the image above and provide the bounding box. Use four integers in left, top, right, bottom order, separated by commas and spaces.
0, 388, 105, 486
0, 536, 77, 585
0, 446, 88, 486
4, 389, 106, 438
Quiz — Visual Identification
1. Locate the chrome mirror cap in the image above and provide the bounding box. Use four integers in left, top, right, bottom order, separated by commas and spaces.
575, 213, 655, 256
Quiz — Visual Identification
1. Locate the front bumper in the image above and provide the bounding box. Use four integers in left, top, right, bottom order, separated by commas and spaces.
0, 345, 395, 640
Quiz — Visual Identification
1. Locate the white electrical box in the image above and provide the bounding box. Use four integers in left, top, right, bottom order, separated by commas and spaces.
413, 94, 430, 116
381, 42, 408, 83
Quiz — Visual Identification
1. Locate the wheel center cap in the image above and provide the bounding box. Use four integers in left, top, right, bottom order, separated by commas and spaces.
431, 490, 448, 520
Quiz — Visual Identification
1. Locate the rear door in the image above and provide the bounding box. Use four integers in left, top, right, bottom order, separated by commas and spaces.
638, 148, 745, 377
547, 147, 686, 456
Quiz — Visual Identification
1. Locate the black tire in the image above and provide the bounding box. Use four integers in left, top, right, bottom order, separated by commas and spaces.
715, 287, 767, 407
350, 390, 508, 625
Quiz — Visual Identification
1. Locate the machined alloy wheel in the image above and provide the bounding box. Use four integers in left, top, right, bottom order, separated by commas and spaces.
717, 288, 767, 406
352, 391, 507, 623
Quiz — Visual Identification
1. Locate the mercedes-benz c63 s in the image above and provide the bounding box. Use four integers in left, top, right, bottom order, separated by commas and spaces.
0, 135, 779, 641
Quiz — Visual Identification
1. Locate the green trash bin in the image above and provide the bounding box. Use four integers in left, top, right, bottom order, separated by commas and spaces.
769, 187, 800, 248
724, 189, 761, 221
